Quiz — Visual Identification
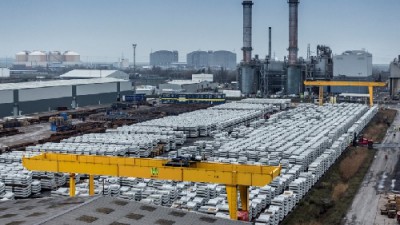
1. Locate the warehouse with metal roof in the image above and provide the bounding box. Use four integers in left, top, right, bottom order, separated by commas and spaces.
60, 70, 129, 80
0, 78, 132, 117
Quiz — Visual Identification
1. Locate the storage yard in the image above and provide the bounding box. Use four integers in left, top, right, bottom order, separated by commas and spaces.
0, 0, 398, 223
0, 98, 388, 225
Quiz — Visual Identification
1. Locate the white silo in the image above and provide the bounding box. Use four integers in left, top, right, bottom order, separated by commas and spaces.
28, 51, 47, 62
28, 51, 47, 67
63, 51, 80, 62
15, 51, 30, 64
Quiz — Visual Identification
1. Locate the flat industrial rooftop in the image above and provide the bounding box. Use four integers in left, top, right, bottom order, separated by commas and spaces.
0, 196, 247, 225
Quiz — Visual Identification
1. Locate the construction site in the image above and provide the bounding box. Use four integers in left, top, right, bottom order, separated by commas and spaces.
0, 1, 398, 225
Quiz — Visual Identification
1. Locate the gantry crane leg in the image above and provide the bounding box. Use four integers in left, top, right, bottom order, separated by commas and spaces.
239, 186, 249, 211
225, 185, 249, 220
89, 175, 95, 196
69, 173, 76, 197
226, 185, 238, 220
319, 86, 324, 106
368, 86, 374, 107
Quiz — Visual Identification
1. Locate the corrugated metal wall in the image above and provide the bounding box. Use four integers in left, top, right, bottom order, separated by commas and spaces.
20, 86, 72, 102
77, 83, 116, 95
0, 82, 133, 117
159, 83, 182, 91
120, 81, 132, 91
0, 90, 13, 104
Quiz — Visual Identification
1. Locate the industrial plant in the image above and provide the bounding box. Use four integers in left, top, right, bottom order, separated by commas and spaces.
236, 0, 378, 98
238, 0, 331, 96
0, 1, 399, 225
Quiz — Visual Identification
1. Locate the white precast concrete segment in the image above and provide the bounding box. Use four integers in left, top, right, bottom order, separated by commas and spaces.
7, 102, 377, 223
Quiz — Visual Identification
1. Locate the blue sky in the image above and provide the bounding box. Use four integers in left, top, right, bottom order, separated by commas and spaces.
0, 0, 399, 64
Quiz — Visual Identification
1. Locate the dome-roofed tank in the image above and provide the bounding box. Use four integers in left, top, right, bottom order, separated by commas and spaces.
28, 51, 47, 62
15, 51, 30, 62
63, 51, 80, 62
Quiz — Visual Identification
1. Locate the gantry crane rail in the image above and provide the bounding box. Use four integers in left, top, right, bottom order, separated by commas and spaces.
304, 80, 387, 106
22, 153, 281, 220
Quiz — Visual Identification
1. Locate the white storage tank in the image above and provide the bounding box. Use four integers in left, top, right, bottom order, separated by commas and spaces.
63, 51, 80, 62
28, 51, 47, 63
15, 51, 30, 63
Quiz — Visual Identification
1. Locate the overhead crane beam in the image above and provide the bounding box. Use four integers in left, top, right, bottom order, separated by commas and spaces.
304, 80, 386, 107
22, 153, 281, 220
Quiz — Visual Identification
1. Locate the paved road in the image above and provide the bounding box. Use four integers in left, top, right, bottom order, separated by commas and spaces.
344, 107, 400, 225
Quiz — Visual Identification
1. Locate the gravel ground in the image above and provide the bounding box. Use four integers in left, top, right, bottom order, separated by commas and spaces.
0, 123, 52, 149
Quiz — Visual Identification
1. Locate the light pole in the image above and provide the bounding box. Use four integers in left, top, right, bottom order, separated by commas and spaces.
132, 44, 137, 73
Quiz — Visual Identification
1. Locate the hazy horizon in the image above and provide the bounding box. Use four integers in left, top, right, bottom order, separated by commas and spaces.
0, 0, 399, 64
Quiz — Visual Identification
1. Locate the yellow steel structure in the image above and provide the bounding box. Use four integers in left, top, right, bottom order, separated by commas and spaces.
22, 153, 281, 220
304, 80, 387, 107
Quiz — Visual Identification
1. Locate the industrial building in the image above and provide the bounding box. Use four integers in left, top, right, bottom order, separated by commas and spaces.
0, 78, 132, 117
333, 50, 373, 77
192, 73, 214, 82
324, 50, 374, 94
159, 80, 217, 93
0, 68, 10, 78
135, 85, 156, 95
389, 56, 400, 97
113, 58, 130, 69
150, 50, 178, 67
14, 50, 81, 67
60, 69, 129, 80
159, 74, 217, 93
187, 50, 237, 70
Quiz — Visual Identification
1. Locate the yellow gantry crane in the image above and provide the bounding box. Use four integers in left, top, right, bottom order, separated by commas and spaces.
304, 80, 387, 107
22, 153, 281, 220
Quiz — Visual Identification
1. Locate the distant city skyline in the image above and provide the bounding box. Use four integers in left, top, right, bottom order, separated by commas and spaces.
0, 0, 399, 64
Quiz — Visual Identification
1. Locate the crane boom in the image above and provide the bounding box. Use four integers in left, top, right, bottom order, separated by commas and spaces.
22, 153, 281, 220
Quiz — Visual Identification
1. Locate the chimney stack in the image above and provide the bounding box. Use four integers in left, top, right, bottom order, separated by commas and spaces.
288, 0, 299, 66
268, 27, 272, 60
242, 1, 253, 63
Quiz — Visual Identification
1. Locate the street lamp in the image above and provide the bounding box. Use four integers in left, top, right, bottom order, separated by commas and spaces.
132, 44, 137, 72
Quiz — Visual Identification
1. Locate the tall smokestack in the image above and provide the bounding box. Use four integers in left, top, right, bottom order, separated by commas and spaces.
242, 1, 253, 63
268, 27, 272, 60
288, 0, 299, 66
